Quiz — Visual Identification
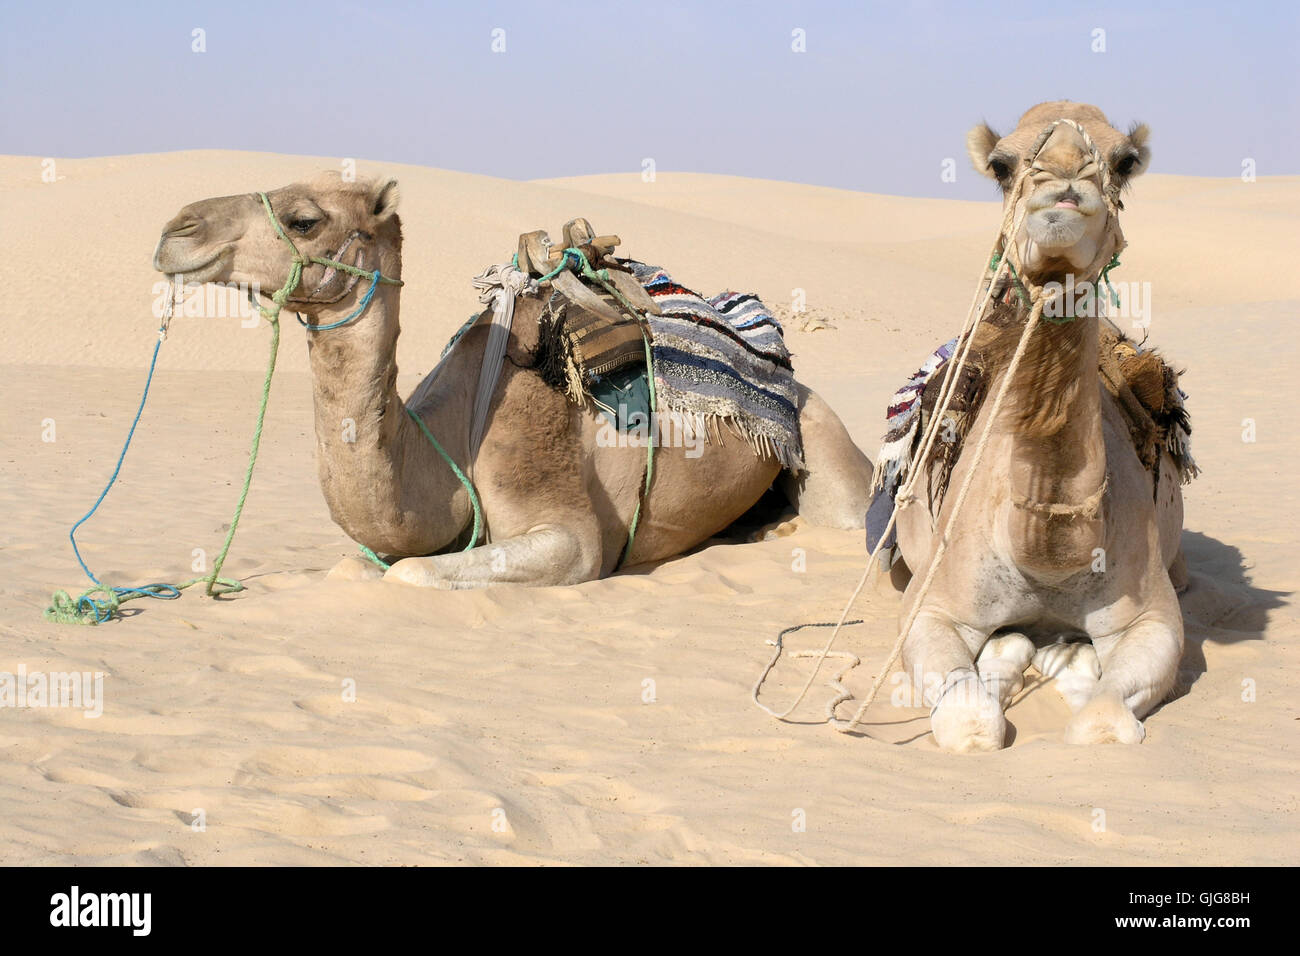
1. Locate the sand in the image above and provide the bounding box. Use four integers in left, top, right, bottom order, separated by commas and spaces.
0, 152, 1295, 864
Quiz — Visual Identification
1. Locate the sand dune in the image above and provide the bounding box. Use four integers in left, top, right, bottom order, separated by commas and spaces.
0, 152, 1295, 864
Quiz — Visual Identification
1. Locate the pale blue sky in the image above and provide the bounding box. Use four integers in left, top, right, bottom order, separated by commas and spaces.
2, 0, 1296, 199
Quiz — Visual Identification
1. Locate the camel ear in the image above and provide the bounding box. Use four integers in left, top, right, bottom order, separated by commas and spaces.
371, 179, 400, 219
967, 122, 1002, 178
1123, 123, 1152, 179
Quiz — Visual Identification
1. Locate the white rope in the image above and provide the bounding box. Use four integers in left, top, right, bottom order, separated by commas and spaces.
753, 118, 1125, 734
751, 170, 1034, 723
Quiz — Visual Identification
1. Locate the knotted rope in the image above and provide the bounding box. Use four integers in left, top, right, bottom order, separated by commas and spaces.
753, 118, 1125, 732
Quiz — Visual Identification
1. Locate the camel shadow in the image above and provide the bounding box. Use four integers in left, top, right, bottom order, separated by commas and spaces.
1167, 529, 1288, 700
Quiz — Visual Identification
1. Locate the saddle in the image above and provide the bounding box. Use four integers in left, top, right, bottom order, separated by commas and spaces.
516, 218, 661, 387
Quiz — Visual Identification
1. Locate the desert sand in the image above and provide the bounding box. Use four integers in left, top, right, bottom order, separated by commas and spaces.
0, 151, 1295, 864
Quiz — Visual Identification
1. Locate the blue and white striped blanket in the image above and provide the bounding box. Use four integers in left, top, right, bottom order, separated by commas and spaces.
623, 261, 804, 471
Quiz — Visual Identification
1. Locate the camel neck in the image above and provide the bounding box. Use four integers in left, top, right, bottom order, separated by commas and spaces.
997, 311, 1107, 578
303, 279, 474, 557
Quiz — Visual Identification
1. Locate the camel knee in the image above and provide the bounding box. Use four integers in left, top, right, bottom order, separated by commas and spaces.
1094, 619, 1182, 718
382, 526, 601, 588
326, 554, 385, 582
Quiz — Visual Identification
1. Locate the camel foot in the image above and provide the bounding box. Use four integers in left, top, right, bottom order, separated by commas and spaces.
930, 672, 1006, 753
976, 632, 1035, 708
1064, 691, 1145, 745
382, 557, 447, 589
1033, 641, 1101, 713
752, 514, 805, 542
326, 555, 385, 582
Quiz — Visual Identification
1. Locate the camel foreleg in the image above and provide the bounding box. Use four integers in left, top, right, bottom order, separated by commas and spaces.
382, 525, 601, 589
1065, 612, 1183, 745
903, 612, 1006, 753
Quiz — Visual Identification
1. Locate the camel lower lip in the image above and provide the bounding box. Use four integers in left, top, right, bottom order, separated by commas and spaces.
1055, 201, 1079, 208
157, 253, 224, 282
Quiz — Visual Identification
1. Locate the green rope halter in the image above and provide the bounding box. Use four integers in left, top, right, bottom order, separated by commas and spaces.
251, 191, 404, 324
988, 251, 1123, 326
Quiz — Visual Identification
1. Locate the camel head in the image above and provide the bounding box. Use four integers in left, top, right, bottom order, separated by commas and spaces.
153, 172, 402, 316
966, 101, 1149, 283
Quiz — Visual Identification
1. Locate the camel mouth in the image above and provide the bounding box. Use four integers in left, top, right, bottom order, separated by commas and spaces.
1026, 208, 1088, 250
152, 242, 227, 284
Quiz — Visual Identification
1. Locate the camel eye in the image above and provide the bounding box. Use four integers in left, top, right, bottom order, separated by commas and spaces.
1114, 153, 1138, 177
988, 155, 1013, 181
289, 218, 320, 235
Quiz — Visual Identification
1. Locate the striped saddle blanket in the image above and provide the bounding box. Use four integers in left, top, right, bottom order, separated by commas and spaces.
622, 260, 804, 471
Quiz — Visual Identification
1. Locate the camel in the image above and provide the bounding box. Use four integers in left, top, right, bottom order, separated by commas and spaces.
891, 101, 1190, 751
152, 173, 873, 589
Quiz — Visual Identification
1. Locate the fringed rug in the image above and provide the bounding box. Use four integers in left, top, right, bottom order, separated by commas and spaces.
623, 260, 804, 471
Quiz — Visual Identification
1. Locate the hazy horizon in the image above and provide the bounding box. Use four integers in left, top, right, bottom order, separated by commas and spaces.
3, 0, 1296, 201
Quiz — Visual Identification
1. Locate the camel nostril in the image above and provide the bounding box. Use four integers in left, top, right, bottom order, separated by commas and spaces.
163, 218, 202, 239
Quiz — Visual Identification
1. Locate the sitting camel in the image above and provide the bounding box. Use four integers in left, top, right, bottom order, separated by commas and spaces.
891, 101, 1192, 750
153, 174, 872, 588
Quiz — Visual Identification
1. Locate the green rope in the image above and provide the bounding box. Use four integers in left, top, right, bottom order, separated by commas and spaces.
620, 327, 657, 568
204, 314, 280, 594
989, 251, 1032, 308
46, 316, 278, 624
355, 406, 484, 571
1098, 253, 1123, 307
990, 251, 1123, 326
404, 406, 482, 550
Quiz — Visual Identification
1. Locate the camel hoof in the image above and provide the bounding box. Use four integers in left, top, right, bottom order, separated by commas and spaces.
326, 555, 385, 582
977, 633, 1035, 707
1064, 692, 1145, 745
930, 674, 1006, 753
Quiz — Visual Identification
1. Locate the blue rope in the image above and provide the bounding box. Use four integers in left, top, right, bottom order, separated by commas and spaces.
296, 269, 382, 331
65, 332, 182, 622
